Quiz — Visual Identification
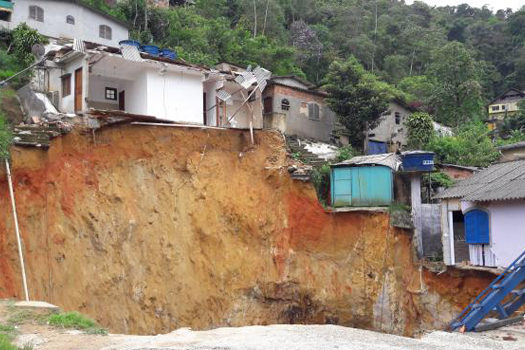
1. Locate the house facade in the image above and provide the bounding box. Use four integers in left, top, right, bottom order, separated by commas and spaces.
36, 42, 264, 129
436, 159, 525, 268
497, 142, 525, 162
487, 88, 525, 130
367, 100, 413, 154
262, 76, 337, 143
0, 0, 129, 46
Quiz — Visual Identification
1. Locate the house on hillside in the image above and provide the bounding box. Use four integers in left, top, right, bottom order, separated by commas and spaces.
436, 159, 525, 268
366, 100, 415, 154
0, 0, 129, 46
23, 41, 266, 130
497, 142, 525, 162
262, 75, 337, 143
487, 88, 525, 130
437, 164, 478, 181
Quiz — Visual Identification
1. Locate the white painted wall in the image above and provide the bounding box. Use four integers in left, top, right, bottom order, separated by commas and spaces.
47, 54, 85, 114
124, 71, 148, 116
145, 68, 204, 123
5, 0, 128, 46
460, 200, 525, 267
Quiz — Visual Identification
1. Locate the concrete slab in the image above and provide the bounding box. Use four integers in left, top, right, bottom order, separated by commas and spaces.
14, 301, 60, 312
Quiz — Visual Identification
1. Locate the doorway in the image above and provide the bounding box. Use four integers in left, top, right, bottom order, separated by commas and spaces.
451, 210, 469, 264
74, 68, 83, 112
119, 91, 125, 111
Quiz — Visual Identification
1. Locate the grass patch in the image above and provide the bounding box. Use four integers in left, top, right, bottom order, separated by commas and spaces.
47, 312, 107, 335
0, 334, 17, 350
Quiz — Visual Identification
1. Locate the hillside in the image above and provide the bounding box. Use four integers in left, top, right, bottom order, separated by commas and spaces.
90, 0, 525, 104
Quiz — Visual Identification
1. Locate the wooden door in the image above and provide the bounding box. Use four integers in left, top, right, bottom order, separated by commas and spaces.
74, 68, 83, 112
119, 91, 125, 111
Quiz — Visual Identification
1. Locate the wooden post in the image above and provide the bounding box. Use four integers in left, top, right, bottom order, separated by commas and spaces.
411, 174, 424, 258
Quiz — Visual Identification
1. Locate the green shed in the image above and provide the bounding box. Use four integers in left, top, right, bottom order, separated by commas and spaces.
330, 153, 400, 208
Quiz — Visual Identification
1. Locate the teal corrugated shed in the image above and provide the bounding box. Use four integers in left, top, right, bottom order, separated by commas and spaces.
330, 165, 393, 207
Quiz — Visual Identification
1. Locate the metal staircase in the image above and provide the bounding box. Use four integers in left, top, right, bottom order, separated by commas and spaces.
450, 249, 525, 332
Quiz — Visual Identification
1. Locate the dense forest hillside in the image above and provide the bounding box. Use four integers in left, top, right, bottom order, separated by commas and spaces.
89, 1, 525, 104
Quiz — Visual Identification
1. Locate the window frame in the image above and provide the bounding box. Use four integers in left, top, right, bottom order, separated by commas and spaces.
99, 25, 112, 40
394, 112, 401, 125
491, 105, 500, 111
105, 87, 117, 101
281, 98, 290, 111
308, 102, 320, 121
29, 5, 44, 22
66, 15, 75, 25
61, 74, 72, 97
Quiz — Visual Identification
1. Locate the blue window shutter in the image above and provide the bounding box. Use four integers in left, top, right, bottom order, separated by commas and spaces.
465, 209, 490, 244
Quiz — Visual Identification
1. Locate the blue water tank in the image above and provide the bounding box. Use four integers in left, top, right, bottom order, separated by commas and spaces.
160, 48, 177, 60
141, 45, 160, 57
402, 151, 435, 172
119, 40, 141, 48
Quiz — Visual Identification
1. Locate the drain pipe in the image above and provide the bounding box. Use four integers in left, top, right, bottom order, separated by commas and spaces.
5, 159, 29, 301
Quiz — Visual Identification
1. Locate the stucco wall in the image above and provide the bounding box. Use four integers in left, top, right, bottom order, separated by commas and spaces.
47, 54, 86, 114
146, 68, 204, 124
8, 0, 128, 46
461, 200, 525, 267
263, 84, 335, 142
368, 102, 411, 147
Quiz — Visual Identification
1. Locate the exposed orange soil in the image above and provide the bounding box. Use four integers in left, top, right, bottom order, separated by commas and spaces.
0, 125, 493, 336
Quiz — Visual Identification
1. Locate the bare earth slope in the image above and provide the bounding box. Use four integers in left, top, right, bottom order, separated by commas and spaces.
0, 125, 494, 336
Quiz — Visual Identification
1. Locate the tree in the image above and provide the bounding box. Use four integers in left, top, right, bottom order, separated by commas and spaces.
426, 121, 499, 167
398, 75, 434, 110
405, 112, 434, 149
427, 42, 484, 126
324, 57, 398, 149
10, 23, 46, 67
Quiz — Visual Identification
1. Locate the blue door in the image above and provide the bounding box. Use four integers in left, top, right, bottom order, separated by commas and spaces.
465, 209, 490, 244
351, 166, 393, 207
331, 167, 352, 207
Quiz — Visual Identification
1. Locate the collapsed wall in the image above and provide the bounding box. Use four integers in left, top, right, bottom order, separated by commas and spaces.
0, 125, 493, 336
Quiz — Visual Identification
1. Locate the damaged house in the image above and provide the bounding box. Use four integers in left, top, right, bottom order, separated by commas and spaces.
19, 41, 269, 135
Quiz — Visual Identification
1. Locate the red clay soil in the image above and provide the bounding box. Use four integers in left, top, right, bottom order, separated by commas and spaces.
0, 125, 495, 336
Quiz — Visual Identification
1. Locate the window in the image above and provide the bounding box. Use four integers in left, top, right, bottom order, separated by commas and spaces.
61, 74, 71, 97
105, 87, 117, 100
29, 5, 44, 22
0, 9, 11, 22
281, 98, 290, 111
66, 15, 75, 24
263, 97, 273, 113
491, 105, 500, 111
308, 103, 320, 120
99, 25, 112, 40
502, 105, 506, 110
395, 112, 401, 125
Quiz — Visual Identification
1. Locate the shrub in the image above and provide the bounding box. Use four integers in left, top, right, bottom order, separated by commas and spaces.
0, 113, 12, 160
335, 145, 355, 162
311, 163, 331, 205
405, 112, 434, 149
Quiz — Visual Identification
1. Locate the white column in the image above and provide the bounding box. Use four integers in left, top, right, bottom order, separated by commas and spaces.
411, 174, 423, 258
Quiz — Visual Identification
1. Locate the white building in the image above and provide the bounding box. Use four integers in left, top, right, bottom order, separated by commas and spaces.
436, 159, 525, 268
38, 42, 264, 129
0, 0, 129, 46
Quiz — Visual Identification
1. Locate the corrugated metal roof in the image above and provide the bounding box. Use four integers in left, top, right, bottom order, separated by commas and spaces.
332, 153, 402, 171
435, 159, 525, 202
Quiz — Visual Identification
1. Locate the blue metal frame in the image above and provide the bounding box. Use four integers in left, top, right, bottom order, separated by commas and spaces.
450, 249, 525, 331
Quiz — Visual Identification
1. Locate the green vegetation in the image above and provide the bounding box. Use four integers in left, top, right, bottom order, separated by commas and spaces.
311, 163, 331, 205
0, 113, 12, 160
335, 145, 355, 162
324, 57, 401, 148
47, 312, 107, 335
405, 112, 434, 150
0, 323, 20, 350
426, 122, 500, 167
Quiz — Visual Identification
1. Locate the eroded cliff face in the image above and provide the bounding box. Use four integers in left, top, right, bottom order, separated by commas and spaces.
0, 125, 493, 336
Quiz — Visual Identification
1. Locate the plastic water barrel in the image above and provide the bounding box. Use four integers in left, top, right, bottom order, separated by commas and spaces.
119, 40, 141, 48
160, 48, 177, 60
141, 45, 160, 57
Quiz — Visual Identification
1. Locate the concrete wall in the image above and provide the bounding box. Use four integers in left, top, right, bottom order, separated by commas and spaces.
263, 84, 335, 142
368, 102, 412, 148
441, 167, 476, 181
146, 68, 203, 124
46, 54, 86, 113
4, 0, 128, 46
421, 204, 442, 258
